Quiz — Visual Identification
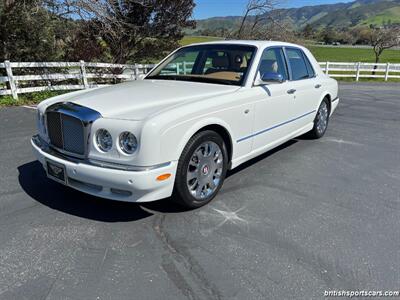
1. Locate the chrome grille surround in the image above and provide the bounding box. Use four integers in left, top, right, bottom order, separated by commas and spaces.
46, 111, 63, 148
45, 102, 101, 158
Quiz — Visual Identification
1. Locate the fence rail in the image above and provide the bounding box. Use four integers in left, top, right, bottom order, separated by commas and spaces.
0, 61, 155, 100
1, 61, 399, 100
319, 62, 400, 81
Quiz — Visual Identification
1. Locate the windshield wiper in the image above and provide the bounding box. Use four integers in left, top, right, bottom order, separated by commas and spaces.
146, 75, 238, 86
146, 75, 181, 81
184, 76, 238, 86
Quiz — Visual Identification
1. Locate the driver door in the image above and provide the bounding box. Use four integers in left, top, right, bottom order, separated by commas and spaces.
251, 47, 297, 151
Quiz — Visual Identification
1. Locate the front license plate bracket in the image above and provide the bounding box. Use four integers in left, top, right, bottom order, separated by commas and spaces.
46, 160, 67, 184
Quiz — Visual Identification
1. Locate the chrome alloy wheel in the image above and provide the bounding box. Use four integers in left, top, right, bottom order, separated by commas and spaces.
316, 101, 329, 135
186, 141, 224, 200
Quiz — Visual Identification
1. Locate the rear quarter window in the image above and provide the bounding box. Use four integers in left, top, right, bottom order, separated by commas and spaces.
303, 52, 315, 77
286, 48, 310, 81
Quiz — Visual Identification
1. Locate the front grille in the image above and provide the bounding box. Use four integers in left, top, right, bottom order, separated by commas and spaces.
62, 115, 85, 154
47, 112, 63, 148
47, 112, 85, 156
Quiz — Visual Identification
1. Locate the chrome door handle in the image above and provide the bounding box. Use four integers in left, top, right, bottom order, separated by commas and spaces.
315, 84, 322, 89
287, 89, 296, 94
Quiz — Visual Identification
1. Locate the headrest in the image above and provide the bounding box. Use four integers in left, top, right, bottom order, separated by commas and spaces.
234, 55, 243, 65
260, 59, 278, 73
212, 56, 229, 68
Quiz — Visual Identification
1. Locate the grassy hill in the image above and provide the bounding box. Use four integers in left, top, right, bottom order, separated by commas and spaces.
311, 0, 400, 28
192, 0, 400, 32
362, 6, 400, 25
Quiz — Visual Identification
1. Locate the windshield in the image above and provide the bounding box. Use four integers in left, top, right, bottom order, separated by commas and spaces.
146, 44, 256, 86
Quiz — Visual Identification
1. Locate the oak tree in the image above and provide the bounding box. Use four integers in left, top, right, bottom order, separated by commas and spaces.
62, 0, 196, 63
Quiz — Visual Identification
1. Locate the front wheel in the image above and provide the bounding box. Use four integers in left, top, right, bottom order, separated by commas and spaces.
307, 98, 330, 139
173, 130, 228, 208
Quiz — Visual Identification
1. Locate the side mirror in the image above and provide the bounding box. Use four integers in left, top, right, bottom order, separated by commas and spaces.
261, 72, 284, 83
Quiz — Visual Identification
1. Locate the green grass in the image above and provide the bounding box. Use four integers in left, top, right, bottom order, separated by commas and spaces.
180, 36, 223, 46
0, 90, 71, 108
307, 46, 399, 81
308, 46, 400, 63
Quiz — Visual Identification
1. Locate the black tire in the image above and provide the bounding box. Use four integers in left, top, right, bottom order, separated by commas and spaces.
172, 130, 229, 209
307, 98, 330, 139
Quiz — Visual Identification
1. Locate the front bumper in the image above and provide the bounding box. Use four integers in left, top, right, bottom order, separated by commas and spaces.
31, 135, 177, 202
331, 97, 339, 116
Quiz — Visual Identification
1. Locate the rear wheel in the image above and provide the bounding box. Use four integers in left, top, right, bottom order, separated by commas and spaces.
308, 98, 330, 139
173, 130, 228, 208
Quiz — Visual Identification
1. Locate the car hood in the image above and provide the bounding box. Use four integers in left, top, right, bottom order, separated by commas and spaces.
41, 80, 240, 120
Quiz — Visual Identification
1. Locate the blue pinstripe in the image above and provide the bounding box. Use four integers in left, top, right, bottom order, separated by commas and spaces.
237, 110, 316, 143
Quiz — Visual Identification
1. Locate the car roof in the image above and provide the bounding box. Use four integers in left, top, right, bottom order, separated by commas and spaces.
185, 40, 302, 49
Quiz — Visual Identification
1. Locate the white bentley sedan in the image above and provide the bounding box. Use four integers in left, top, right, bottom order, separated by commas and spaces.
32, 41, 339, 208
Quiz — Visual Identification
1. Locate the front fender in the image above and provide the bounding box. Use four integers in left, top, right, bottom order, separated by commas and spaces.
161, 117, 234, 163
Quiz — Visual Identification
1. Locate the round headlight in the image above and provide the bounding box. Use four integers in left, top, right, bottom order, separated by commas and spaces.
96, 129, 113, 152
119, 132, 138, 154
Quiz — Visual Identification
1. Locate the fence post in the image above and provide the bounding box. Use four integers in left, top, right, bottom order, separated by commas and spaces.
356, 62, 361, 82
134, 64, 139, 80
183, 62, 187, 75
325, 62, 329, 75
384, 63, 390, 81
4, 61, 18, 100
80, 60, 89, 89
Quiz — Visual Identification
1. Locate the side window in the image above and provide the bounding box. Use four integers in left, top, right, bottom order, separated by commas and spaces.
303, 53, 315, 77
258, 48, 288, 81
286, 48, 310, 80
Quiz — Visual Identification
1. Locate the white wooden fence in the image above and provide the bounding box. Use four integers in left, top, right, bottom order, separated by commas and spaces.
1, 61, 399, 100
319, 62, 400, 81
0, 61, 155, 100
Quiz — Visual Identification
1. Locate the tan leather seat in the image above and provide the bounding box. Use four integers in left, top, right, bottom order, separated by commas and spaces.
205, 55, 230, 74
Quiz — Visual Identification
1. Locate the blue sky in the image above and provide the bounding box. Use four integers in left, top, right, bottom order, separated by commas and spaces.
194, 0, 353, 19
